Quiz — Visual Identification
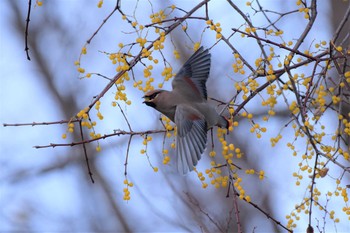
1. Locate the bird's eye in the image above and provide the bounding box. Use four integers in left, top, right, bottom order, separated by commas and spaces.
150, 92, 159, 99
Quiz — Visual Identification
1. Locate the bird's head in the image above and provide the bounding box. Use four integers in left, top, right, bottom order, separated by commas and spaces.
142, 89, 165, 108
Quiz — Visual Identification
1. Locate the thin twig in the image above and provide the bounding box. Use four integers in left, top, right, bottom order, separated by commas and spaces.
33, 129, 167, 149
124, 135, 133, 176
78, 120, 94, 183
186, 192, 225, 233
226, 0, 268, 59
233, 192, 292, 232
86, 0, 120, 45
231, 28, 318, 61
25, 0, 32, 60
144, 16, 207, 27
3, 119, 79, 127
219, 32, 255, 73
232, 187, 242, 233
116, 102, 132, 131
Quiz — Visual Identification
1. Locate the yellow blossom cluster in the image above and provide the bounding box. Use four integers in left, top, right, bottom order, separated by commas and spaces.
204, 162, 229, 189
340, 187, 349, 202
97, 0, 103, 8
193, 42, 201, 52
123, 179, 133, 201
232, 53, 245, 75
114, 73, 132, 105
68, 122, 74, 133
233, 176, 251, 201
297, 2, 311, 19
173, 50, 180, 59
292, 171, 303, 186
285, 212, 299, 229
161, 115, 175, 138
81, 46, 87, 55
194, 170, 208, 189
314, 40, 328, 49
150, 10, 166, 25
110, 53, 130, 72
162, 156, 170, 165
77, 107, 97, 131
61, 106, 103, 151
247, 77, 260, 92
76, 107, 90, 120
248, 123, 267, 139
234, 81, 249, 100
206, 20, 222, 40
136, 37, 147, 47
74, 45, 91, 75
345, 71, 350, 83
62, 121, 76, 139
156, 116, 176, 167
255, 57, 265, 74
153, 32, 166, 50
218, 128, 243, 161
36, 0, 43, 6
133, 65, 155, 93
75, 62, 85, 74
338, 147, 350, 161
263, 84, 278, 108
245, 169, 265, 180
141, 47, 151, 58
244, 26, 256, 35
94, 101, 104, 120
161, 66, 174, 82
140, 135, 152, 155
286, 197, 322, 229
265, 49, 277, 79
270, 134, 282, 147
289, 101, 300, 115
89, 131, 101, 140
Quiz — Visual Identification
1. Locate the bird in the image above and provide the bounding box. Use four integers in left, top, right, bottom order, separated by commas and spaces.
143, 47, 229, 174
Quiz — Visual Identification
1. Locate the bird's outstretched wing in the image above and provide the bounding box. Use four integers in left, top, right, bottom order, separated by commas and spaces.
172, 47, 211, 102
175, 104, 207, 174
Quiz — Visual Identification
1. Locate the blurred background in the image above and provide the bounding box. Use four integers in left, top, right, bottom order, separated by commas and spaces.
1, 0, 349, 232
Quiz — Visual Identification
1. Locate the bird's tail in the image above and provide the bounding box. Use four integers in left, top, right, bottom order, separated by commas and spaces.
218, 116, 231, 129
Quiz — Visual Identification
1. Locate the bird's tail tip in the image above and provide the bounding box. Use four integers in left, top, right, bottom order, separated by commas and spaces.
219, 116, 231, 130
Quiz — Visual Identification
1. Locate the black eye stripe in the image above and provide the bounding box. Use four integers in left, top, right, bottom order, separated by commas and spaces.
147, 92, 160, 99
151, 93, 158, 99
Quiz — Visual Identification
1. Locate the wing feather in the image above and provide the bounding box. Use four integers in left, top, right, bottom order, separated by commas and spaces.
175, 105, 207, 174
178, 136, 188, 174
172, 47, 211, 101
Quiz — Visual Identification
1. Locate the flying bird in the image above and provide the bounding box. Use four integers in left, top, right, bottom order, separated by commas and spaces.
143, 47, 229, 174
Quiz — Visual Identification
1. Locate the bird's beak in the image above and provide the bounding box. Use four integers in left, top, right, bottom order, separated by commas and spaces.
142, 95, 150, 104
142, 96, 156, 107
